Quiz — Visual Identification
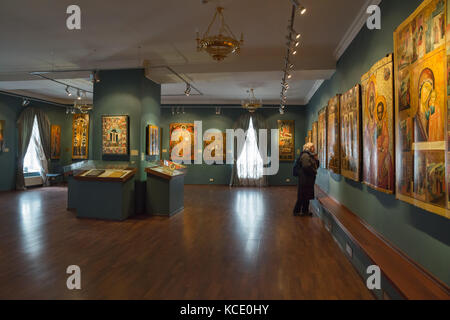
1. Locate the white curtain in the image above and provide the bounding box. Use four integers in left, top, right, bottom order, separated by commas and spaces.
236, 117, 265, 186
23, 116, 49, 185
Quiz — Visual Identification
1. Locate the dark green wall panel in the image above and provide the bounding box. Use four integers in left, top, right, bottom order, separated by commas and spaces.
92, 69, 161, 181
305, 0, 449, 286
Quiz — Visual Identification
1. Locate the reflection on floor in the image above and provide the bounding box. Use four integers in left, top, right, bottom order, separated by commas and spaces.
0, 185, 373, 299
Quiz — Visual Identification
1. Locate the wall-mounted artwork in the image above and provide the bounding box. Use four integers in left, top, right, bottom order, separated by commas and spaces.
102, 115, 130, 160
203, 132, 226, 163
278, 120, 295, 162
0, 120, 5, 153
51, 125, 61, 160
72, 114, 89, 160
340, 85, 361, 181
312, 121, 318, 153
318, 107, 327, 168
394, 0, 449, 218
362, 54, 395, 194
327, 95, 341, 174
307, 130, 312, 144
146, 125, 160, 156
169, 123, 195, 161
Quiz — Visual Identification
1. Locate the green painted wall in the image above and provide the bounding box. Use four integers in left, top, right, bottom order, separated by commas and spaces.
160, 106, 308, 186
93, 69, 161, 181
305, 0, 450, 286
0, 93, 72, 191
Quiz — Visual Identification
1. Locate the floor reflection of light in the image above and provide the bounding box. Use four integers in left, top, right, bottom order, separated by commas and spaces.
234, 190, 265, 258
18, 196, 43, 259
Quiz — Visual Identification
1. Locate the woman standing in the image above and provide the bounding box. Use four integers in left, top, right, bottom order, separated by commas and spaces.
293, 143, 320, 216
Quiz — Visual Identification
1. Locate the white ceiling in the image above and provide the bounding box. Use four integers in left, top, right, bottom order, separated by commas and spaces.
0, 0, 377, 106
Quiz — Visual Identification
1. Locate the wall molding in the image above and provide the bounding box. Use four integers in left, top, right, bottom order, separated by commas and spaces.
304, 79, 325, 104
334, 0, 382, 61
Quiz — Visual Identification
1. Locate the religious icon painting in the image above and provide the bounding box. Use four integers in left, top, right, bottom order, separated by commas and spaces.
327, 95, 341, 174
146, 124, 160, 157
278, 120, 295, 162
394, 0, 449, 218
318, 107, 327, 169
0, 120, 5, 153
51, 125, 61, 159
72, 114, 89, 160
361, 54, 395, 194
102, 115, 130, 160
203, 131, 226, 164
340, 85, 361, 181
169, 123, 196, 162
312, 121, 318, 154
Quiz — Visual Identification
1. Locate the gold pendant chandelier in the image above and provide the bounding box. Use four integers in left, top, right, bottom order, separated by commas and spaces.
74, 102, 93, 114
242, 89, 262, 113
196, 7, 243, 62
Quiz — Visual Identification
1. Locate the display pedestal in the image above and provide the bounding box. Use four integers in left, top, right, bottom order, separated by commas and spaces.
67, 175, 80, 210
145, 167, 185, 216
71, 169, 137, 221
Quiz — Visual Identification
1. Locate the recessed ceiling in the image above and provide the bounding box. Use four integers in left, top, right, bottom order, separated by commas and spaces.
0, 0, 377, 106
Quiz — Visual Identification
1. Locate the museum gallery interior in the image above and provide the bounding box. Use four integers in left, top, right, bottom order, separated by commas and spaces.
0, 0, 449, 301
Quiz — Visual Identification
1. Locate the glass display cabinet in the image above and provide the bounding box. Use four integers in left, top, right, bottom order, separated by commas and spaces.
64, 160, 137, 221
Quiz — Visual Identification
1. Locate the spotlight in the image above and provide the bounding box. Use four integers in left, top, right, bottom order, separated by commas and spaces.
184, 83, 191, 96
22, 99, 30, 107
290, 1, 307, 15
171, 107, 175, 116
294, 41, 300, 47
279, 106, 285, 115
65, 86, 72, 97
292, 49, 298, 55
288, 63, 294, 70
287, 27, 301, 40
287, 73, 292, 79
77, 89, 81, 100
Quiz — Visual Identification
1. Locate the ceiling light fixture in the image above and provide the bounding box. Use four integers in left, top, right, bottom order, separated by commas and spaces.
290, 0, 307, 15
196, 7, 244, 62
65, 86, 72, 97
185, 83, 192, 96
74, 102, 93, 114
279, 3, 307, 108
77, 89, 82, 100
22, 99, 30, 107
242, 88, 262, 113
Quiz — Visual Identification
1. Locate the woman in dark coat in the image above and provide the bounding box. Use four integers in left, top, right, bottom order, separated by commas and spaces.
293, 143, 319, 216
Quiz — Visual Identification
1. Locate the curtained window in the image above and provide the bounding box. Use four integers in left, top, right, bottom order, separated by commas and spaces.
237, 117, 264, 181
23, 116, 44, 175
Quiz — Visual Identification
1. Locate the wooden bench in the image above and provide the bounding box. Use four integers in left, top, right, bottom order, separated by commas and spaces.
315, 185, 450, 300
